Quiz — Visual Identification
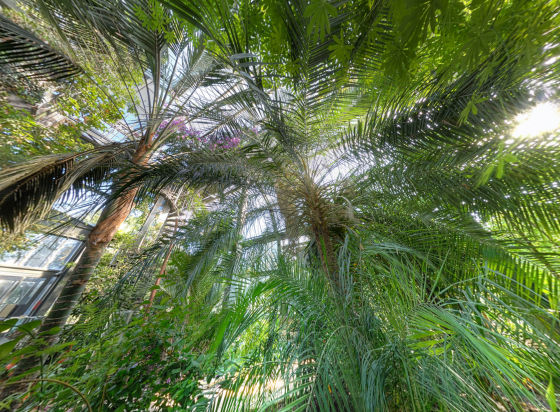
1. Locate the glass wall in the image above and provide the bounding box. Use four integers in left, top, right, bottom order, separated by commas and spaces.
0, 234, 82, 271
0, 233, 84, 319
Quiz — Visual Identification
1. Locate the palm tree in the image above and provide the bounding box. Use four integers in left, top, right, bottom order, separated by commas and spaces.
0, 0, 227, 338
1, 0, 559, 408
109, 1, 560, 409
132, 68, 560, 410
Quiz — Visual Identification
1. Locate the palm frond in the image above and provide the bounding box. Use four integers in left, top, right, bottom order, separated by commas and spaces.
0, 144, 130, 232
0, 13, 81, 81
202, 243, 559, 412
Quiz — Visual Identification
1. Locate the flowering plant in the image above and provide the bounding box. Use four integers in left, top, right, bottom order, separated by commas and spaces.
157, 118, 242, 150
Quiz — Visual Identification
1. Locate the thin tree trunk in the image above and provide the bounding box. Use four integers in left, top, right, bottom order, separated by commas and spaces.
268, 208, 282, 256
134, 195, 167, 252
146, 214, 178, 309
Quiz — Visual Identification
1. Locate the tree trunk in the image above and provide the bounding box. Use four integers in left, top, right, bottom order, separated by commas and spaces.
274, 182, 299, 252
303, 174, 339, 286
268, 208, 282, 256
3, 145, 150, 396
311, 218, 339, 287
134, 195, 167, 252
146, 212, 178, 310
39, 144, 149, 335
40, 190, 138, 333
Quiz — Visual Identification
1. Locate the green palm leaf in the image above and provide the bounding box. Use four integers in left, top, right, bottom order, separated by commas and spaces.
0, 14, 81, 81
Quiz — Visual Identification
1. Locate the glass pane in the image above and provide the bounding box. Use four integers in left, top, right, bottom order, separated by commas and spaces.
5, 279, 45, 305
0, 278, 18, 301
21, 243, 54, 268
23, 277, 56, 316
0, 233, 41, 266
0, 278, 21, 317
0, 235, 82, 271
47, 238, 82, 270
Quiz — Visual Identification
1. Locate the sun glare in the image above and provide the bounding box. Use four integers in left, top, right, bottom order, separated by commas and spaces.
512, 102, 560, 138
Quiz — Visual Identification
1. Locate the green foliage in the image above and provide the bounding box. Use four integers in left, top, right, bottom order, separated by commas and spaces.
0, 67, 127, 166
56, 75, 127, 133
0, 7, 126, 167
304, 0, 337, 41
1, 305, 210, 411
476, 142, 519, 187
201, 242, 559, 411
0, 0, 559, 410
328, 32, 352, 65
0, 99, 91, 165
134, 0, 181, 43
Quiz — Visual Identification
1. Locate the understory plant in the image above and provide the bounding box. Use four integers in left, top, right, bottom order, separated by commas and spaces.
1, 300, 212, 411
1, 228, 559, 411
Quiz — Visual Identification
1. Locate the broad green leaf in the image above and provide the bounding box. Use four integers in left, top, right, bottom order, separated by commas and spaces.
17, 320, 42, 334
39, 326, 62, 336
0, 319, 18, 333
495, 159, 504, 179
328, 33, 352, 64
304, 0, 337, 41
0, 338, 21, 360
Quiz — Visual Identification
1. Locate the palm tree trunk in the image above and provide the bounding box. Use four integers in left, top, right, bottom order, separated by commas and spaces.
40, 191, 138, 333
133, 195, 167, 252
38, 144, 149, 335
3, 145, 150, 393
274, 182, 299, 252
303, 175, 339, 286
146, 213, 178, 309
311, 218, 339, 287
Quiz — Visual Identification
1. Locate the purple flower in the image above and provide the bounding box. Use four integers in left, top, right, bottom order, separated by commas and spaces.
154, 118, 245, 151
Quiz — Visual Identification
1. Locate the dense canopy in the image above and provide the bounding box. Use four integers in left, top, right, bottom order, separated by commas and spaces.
0, 0, 559, 411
